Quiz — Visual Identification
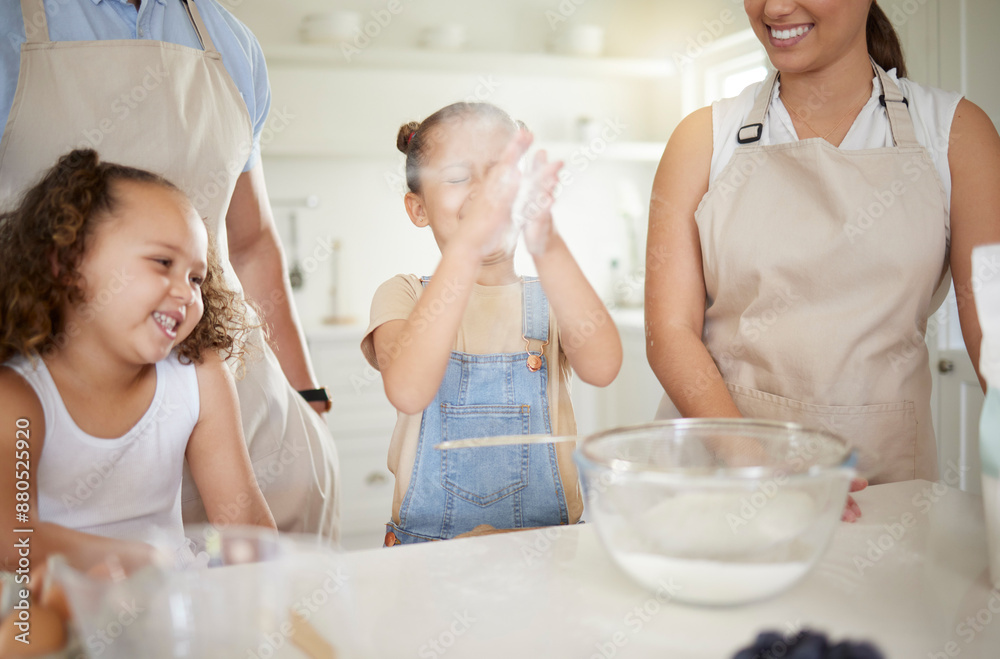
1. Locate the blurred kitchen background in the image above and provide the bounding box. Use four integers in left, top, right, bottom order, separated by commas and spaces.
223, 0, 1000, 548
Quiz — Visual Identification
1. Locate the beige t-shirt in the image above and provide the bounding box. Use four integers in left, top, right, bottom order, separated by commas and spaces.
361, 274, 583, 525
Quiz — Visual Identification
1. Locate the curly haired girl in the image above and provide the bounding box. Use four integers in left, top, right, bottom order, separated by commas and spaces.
0, 149, 274, 573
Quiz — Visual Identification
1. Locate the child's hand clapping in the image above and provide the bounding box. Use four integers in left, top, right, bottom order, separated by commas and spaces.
457, 129, 533, 257
516, 149, 564, 257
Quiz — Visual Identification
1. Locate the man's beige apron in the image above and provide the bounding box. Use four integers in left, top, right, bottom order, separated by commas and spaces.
672, 63, 949, 484
0, 0, 338, 538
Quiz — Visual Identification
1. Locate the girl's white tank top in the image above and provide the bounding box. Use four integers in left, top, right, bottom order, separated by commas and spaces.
5, 352, 199, 555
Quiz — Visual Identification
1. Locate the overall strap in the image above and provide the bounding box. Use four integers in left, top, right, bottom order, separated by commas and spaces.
873, 60, 918, 148
20, 0, 49, 44
521, 277, 549, 345
737, 68, 779, 144
181, 0, 217, 52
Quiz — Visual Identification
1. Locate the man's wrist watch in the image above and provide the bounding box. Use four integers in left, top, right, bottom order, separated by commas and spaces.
297, 387, 332, 413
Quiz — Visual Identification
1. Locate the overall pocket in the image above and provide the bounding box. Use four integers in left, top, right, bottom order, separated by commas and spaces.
728, 384, 917, 484
440, 404, 531, 506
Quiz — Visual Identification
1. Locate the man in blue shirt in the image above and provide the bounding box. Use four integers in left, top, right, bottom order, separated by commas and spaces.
0, 0, 338, 540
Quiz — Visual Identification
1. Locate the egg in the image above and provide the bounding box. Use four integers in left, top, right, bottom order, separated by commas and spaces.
0, 601, 67, 657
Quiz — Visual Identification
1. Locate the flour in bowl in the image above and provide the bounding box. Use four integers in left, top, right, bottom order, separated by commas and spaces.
613, 551, 811, 605
616, 489, 819, 557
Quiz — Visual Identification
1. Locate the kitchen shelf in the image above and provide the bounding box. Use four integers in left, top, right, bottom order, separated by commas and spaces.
264, 44, 677, 79
262, 140, 665, 162
542, 141, 664, 163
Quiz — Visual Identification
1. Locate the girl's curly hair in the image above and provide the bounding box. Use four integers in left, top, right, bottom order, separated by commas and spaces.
0, 148, 255, 368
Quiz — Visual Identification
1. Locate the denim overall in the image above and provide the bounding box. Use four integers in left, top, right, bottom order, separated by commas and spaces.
386, 277, 570, 544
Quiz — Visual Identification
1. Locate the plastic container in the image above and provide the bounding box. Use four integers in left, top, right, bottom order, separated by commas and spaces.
48, 526, 364, 658
574, 419, 855, 606
973, 243, 1000, 588
981, 388, 1000, 588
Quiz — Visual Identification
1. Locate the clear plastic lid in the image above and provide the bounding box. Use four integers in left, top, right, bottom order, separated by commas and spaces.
973, 244, 1000, 388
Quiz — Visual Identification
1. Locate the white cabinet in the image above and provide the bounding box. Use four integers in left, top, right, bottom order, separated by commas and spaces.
572, 309, 663, 435
307, 326, 396, 550
889, 0, 1000, 493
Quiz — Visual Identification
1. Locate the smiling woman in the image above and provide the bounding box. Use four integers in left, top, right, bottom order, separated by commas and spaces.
645, 0, 1000, 511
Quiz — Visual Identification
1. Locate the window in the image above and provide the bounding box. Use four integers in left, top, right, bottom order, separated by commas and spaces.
679, 29, 769, 115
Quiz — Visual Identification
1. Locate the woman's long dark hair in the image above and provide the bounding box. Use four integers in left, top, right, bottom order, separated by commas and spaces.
867, 2, 907, 78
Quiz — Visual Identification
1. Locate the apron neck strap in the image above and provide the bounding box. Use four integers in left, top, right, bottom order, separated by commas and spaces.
20, 0, 49, 44
19, 0, 218, 53
872, 59, 918, 148
737, 68, 779, 144
181, 0, 217, 53
737, 61, 918, 148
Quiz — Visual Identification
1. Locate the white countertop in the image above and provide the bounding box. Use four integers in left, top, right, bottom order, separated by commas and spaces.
298, 480, 999, 659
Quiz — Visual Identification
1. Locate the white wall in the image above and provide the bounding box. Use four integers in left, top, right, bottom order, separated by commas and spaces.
226, 0, 749, 59
226, 0, 728, 328
265, 154, 656, 330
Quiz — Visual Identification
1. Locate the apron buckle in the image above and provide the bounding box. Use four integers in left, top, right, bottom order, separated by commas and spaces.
879, 94, 909, 107
737, 123, 764, 144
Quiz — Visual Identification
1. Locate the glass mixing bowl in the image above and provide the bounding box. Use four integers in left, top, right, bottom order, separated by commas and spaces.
49, 525, 362, 658
574, 419, 855, 606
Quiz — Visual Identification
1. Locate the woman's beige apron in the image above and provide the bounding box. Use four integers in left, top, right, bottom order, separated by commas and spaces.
0, 0, 338, 538
669, 63, 949, 484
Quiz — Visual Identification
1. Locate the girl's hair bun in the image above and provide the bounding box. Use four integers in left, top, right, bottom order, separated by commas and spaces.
396, 121, 421, 154
397, 102, 517, 195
